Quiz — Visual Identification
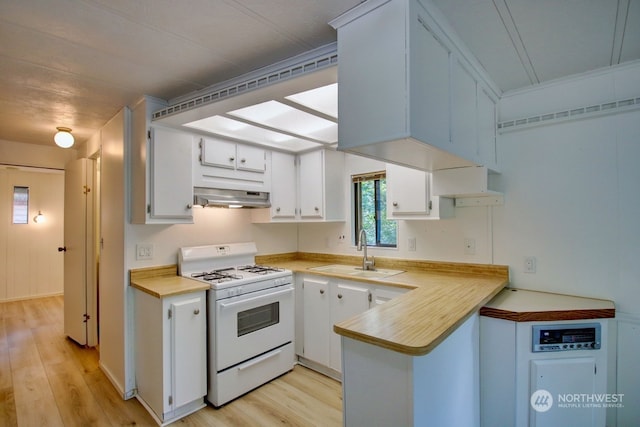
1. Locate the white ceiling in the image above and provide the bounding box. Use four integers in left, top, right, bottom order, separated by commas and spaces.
1, 0, 638, 148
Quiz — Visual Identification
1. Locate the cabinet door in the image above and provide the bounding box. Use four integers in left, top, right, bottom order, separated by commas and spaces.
477, 87, 497, 169
150, 127, 193, 219
170, 295, 206, 410
201, 138, 236, 169
302, 278, 330, 366
298, 150, 324, 219
386, 163, 429, 216
530, 358, 598, 427
373, 286, 408, 306
410, 10, 451, 149
330, 283, 371, 372
451, 58, 477, 160
236, 144, 265, 173
270, 151, 297, 218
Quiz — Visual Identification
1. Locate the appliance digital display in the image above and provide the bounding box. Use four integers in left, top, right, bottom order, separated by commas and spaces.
532, 323, 601, 352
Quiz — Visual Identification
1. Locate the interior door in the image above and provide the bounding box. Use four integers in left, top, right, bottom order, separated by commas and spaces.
63, 158, 91, 345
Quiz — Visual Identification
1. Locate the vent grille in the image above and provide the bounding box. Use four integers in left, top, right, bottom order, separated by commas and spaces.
498, 97, 640, 133
152, 50, 338, 121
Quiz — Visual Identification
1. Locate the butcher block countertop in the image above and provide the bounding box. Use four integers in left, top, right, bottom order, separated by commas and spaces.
479, 288, 615, 322
257, 252, 510, 357
130, 265, 209, 298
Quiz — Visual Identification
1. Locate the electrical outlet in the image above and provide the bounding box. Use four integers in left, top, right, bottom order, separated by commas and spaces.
464, 238, 476, 255
408, 237, 416, 251
136, 243, 154, 260
524, 256, 536, 273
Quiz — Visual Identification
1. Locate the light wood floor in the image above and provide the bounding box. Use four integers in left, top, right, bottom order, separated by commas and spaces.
0, 296, 342, 426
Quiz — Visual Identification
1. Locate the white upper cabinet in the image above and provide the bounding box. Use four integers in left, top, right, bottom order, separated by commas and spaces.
130, 96, 194, 224
330, 0, 500, 172
298, 150, 325, 219
149, 127, 194, 220
200, 138, 266, 173
387, 163, 430, 216
195, 136, 271, 192
386, 163, 454, 220
270, 151, 297, 219
252, 148, 344, 223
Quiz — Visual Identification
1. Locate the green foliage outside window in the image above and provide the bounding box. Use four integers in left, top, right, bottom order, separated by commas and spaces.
354, 176, 396, 247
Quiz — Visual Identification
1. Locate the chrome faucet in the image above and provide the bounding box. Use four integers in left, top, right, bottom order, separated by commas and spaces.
357, 228, 375, 271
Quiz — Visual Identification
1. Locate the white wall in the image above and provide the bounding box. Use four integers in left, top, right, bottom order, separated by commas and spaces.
124, 209, 298, 269
0, 166, 64, 301
0, 139, 77, 170
297, 153, 495, 264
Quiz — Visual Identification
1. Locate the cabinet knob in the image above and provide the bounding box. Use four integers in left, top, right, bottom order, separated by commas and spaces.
194, 309, 200, 315
314, 206, 319, 212
319, 289, 325, 295
393, 202, 398, 207
229, 157, 235, 162
186, 204, 192, 209
240, 158, 246, 163
337, 294, 343, 299
276, 207, 281, 212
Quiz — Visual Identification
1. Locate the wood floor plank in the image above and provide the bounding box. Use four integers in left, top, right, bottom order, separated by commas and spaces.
0, 387, 17, 427
45, 360, 112, 427
84, 369, 156, 426
1, 296, 344, 426
12, 366, 64, 427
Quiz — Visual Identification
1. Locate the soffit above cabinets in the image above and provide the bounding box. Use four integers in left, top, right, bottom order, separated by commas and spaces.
153, 47, 339, 153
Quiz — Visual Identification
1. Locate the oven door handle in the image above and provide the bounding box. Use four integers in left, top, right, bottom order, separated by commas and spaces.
218, 287, 293, 309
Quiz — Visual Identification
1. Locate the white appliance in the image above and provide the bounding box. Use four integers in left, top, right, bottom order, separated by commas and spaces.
178, 242, 295, 407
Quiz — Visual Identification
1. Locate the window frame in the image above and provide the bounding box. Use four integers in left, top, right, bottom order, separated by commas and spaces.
12, 186, 29, 224
352, 171, 397, 248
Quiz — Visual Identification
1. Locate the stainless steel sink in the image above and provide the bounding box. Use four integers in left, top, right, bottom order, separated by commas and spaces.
308, 264, 404, 279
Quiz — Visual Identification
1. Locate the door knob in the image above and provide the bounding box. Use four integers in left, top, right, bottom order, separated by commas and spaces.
58, 247, 67, 252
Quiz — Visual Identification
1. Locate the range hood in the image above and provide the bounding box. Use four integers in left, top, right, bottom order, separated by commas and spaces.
194, 187, 270, 209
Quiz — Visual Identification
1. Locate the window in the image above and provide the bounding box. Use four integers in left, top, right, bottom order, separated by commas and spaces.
12, 186, 29, 224
353, 171, 397, 247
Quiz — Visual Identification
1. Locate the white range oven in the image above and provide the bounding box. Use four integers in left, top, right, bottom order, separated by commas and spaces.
178, 242, 295, 407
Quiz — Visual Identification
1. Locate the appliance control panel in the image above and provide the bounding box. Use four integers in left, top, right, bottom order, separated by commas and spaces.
532, 322, 601, 352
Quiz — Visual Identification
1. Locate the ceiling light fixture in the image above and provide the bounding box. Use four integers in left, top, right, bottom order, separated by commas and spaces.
54, 127, 74, 148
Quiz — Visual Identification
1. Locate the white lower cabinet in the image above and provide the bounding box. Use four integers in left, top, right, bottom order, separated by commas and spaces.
299, 275, 408, 377
134, 289, 206, 425
480, 316, 609, 427
329, 283, 371, 371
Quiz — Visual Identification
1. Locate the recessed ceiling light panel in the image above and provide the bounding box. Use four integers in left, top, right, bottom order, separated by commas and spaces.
229, 100, 337, 143
184, 116, 322, 152
286, 83, 338, 118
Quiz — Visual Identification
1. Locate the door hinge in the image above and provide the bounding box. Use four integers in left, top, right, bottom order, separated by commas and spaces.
147, 130, 151, 140
368, 292, 372, 303
83, 185, 91, 195
168, 308, 172, 319
83, 313, 91, 323
428, 200, 433, 210
147, 204, 151, 214
168, 395, 173, 405
199, 138, 203, 148
594, 365, 597, 375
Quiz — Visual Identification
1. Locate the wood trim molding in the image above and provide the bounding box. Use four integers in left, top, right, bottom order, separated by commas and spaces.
479, 307, 616, 322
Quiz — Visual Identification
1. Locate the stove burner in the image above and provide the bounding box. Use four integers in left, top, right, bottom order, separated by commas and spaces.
191, 268, 243, 283
237, 265, 285, 275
